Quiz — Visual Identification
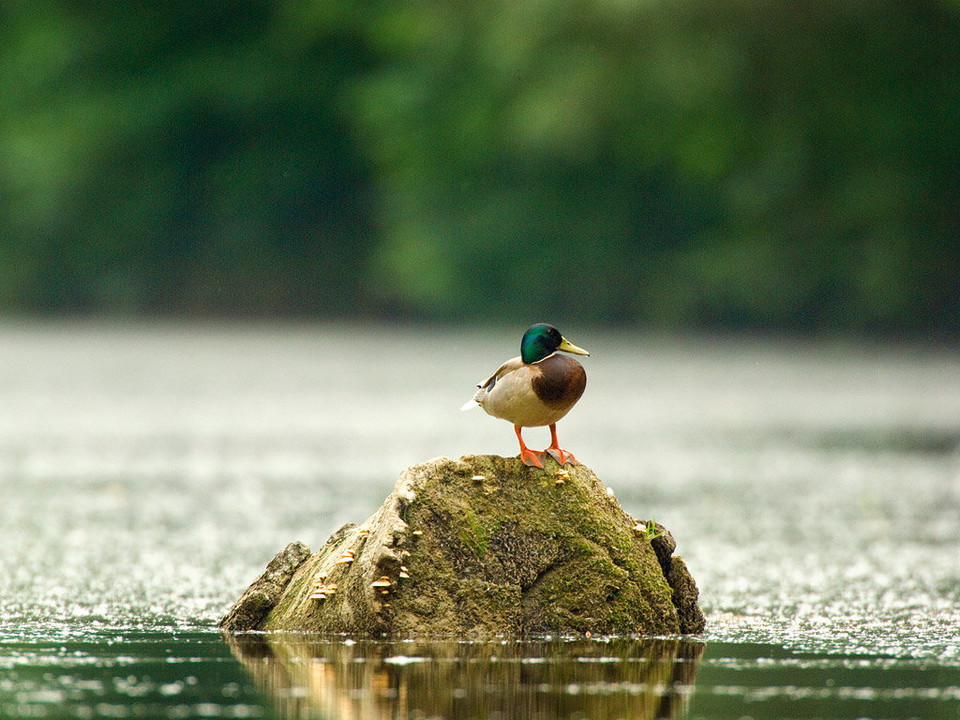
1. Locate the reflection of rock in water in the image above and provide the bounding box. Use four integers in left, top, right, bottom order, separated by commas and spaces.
226, 634, 704, 720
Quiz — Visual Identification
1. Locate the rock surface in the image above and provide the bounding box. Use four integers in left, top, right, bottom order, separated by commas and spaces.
218, 541, 312, 633
220, 455, 704, 637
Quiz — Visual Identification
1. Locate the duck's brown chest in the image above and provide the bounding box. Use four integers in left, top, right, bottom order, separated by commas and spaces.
532, 354, 587, 408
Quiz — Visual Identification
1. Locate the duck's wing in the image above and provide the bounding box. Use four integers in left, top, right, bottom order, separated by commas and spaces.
478, 356, 524, 392
460, 356, 523, 411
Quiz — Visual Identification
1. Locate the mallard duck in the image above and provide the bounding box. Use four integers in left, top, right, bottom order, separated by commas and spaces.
461, 323, 590, 468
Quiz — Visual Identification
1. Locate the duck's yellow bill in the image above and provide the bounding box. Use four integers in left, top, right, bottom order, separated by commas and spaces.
558, 337, 590, 356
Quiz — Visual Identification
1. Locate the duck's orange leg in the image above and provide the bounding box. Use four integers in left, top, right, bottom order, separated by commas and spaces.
515, 426, 546, 468
545, 423, 578, 466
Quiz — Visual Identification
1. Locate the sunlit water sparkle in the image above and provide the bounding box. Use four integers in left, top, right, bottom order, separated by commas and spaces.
1, 324, 957, 718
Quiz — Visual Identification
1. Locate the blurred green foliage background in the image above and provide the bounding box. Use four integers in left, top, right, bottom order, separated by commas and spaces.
2, 0, 958, 335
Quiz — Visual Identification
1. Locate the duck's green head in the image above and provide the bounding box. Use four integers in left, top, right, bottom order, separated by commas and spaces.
520, 323, 591, 364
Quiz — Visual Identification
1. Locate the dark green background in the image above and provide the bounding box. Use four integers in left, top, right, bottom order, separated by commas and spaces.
3, 1, 958, 335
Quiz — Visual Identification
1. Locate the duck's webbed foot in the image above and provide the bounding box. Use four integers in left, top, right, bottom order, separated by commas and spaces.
545, 423, 579, 466
515, 426, 546, 468
545, 446, 578, 466
520, 448, 547, 468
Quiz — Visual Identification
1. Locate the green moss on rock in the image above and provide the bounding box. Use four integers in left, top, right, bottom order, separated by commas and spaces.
220, 456, 704, 637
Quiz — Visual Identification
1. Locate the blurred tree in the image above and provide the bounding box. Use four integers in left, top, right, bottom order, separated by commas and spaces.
1, 0, 958, 336
0, 0, 376, 316
353, 0, 960, 335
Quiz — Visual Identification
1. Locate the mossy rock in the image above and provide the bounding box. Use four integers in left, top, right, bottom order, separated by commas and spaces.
220, 455, 704, 637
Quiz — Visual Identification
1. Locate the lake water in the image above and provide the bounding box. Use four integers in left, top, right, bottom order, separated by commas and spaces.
0, 323, 957, 719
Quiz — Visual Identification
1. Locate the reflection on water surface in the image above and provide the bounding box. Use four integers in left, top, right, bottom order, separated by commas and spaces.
2, 632, 958, 719
228, 635, 703, 720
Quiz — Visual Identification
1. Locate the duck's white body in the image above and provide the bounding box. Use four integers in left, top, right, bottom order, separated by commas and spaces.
463, 353, 586, 427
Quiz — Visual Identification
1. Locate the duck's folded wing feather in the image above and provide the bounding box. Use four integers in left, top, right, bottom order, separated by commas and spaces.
460, 356, 523, 411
